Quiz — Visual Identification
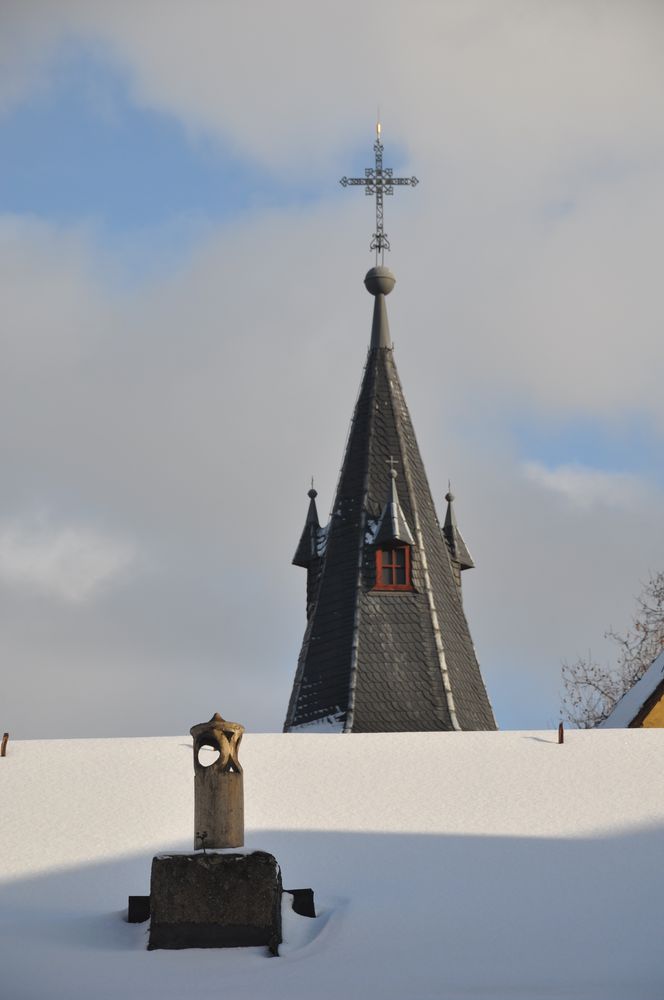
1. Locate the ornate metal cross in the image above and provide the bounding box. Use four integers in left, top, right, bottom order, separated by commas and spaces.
340, 122, 418, 264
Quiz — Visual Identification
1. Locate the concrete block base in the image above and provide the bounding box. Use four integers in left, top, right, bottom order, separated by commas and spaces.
148, 850, 282, 954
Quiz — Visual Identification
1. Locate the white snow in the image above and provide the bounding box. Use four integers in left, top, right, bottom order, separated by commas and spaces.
365, 516, 379, 544
2, 729, 664, 999
287, 711, 344, 733
601, 648, 664, 728
315, 521, 329, 557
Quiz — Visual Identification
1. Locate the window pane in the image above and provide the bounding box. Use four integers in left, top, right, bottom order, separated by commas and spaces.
375, 547, 411, 588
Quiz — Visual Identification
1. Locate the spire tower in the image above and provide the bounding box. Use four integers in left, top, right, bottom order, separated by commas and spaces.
285, 130, 495, 733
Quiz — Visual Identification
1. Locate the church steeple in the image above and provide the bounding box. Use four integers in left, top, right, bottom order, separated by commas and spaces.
285, 128, 494, 733
285, 266, 495, 733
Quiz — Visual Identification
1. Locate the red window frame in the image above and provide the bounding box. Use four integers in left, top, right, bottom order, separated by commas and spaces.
375, 545, 412, 591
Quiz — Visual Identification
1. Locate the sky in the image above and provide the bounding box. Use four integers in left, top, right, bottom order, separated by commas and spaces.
1, 0, 663, 738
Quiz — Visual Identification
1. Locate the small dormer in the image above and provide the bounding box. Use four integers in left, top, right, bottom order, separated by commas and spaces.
370, 466, 415, 591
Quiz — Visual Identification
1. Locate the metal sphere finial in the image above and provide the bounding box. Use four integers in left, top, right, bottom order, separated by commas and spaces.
364, 265, 396, 297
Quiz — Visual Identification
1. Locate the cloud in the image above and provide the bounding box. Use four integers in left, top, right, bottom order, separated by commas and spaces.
0, 5, 64, 115
0, 517, 135, 603
0, 3, 663, 736
2, 3, 664, 169
1, 201, 662, 739
522, 462, 652, 510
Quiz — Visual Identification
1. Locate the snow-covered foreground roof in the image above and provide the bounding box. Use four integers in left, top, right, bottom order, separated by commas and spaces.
2, 729, 664, 1000
601, 648, 664, 728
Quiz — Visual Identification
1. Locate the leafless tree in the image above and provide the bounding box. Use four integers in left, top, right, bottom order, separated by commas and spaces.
562, 571, 664, 728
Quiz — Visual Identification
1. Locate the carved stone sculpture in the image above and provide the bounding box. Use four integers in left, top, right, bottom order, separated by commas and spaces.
190, 712, 244, 850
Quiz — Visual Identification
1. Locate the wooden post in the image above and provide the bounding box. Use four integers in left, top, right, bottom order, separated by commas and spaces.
558, 722, 564, 745
1, 733, 8, 757
190, 713, 244, 850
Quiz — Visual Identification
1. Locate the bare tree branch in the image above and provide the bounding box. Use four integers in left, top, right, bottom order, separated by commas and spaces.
562, 572, 664, 728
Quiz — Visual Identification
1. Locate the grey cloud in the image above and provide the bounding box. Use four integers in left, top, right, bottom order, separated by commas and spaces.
0, 3, 663, 737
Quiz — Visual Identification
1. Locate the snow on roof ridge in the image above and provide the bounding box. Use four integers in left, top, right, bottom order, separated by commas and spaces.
600, 647, 664, 728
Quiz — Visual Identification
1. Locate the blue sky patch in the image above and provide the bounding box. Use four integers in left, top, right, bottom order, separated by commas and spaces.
513, 413, 663, 484
0, 46, 323, 237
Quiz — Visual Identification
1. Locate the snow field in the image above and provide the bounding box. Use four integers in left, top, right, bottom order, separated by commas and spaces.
2, 729, 663, 999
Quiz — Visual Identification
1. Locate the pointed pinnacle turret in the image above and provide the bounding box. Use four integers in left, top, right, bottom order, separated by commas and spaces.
372, 462, 415, 546
292, 486, 322, 568
443, 486, 475, 572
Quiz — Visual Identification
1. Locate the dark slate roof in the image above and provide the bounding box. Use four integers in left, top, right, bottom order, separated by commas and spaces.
285, 266, 496, 733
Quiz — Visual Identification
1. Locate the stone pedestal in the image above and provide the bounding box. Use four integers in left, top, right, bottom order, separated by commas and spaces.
148, 851, 282, 954
193, 767, 243, 851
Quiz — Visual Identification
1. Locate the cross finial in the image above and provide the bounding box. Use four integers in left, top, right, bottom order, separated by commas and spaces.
340, 124, 419, 264
387, 455, 399, 478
